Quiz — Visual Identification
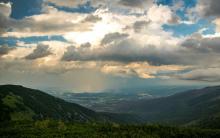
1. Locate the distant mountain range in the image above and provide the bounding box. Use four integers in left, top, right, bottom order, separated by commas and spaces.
113, 86, 220, 128
54, 85, 201, 112
1, 84, 220, 129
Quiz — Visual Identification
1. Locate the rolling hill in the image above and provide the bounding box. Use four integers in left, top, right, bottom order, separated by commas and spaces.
0, 85, 107, 122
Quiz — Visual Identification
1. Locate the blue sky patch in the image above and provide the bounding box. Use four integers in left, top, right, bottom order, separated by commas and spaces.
163, 19, 216, 37
48, 1, 96, 14
8, 0, 43, 19
0, 35, 67, 46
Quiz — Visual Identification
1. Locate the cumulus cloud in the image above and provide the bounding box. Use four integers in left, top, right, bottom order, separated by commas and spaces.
147, 4, 180, 24
25, 44, 52, 60
214, 18, 220, 32
82, 15, 102, 23
80, 42, 91, 48
101, 32, 129, 45
196, 0, 220, 17
61, 33, 220, 68
0, 2, 11, 17
0, 4, 99, 37
0, 45, 15, 56
0, 2, 11, 34
61, 38, 178, 64
133, 21, 150, 33
181, 34, 220, 53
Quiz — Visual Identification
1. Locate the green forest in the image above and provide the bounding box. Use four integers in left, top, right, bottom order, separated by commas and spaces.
1, 120, 220, 138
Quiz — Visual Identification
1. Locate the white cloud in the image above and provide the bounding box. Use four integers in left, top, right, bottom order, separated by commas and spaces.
147, 4, 179, 24
0, 2, 11, 17
1, 5, 100, 37
214, 18, 220, 32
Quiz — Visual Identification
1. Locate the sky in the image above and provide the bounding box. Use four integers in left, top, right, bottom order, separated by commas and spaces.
0, 0, 220, 92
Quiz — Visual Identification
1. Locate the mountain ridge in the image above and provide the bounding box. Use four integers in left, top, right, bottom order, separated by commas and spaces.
0, 84, 107, 122
113, 85, 220, 127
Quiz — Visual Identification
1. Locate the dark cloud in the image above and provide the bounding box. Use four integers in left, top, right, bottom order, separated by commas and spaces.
80, 42, 91, 48
181, 34, 220, 53
62, 39, 178, 64
0, 0, 10, 2
82, 15, 102, 23
45, 0, 87, 8
0, 45, 15, 56
133, 20, 149, 33
118, 0, 149, 8
62, 36, 220, 66
177, 68, 220, 82
203, 0, 220, 17
25, 44, 52, 60
61, 46, 80, 61
101, 32, 129, 45
0, 14, 9, 34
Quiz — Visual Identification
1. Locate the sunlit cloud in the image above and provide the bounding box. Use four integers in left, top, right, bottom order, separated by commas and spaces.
0, 0, 220, 91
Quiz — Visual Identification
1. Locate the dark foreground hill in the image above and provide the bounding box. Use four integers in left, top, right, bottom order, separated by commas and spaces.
0, 85, 142, 123
0, 85, 107, 122
114, 86, 220, 128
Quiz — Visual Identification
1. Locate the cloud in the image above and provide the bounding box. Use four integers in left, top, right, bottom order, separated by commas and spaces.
0, 2, 11, 34
214, 18, 220, 32
1, 0, 220, 85
62, 39, 178, 65
197, 0, 220, 17
133, 21, 150, 33
0, 59, 111, 92
147, 4, 180, 24
0, 4, 99, 37
181, 34, 220, 53
177, 68, 220, 82
0, 2, 11, 17
118, 0, 148, 8
0, 45, 15, 56
101, 32, 129, 45
190, 0, 220, 22
82, 15, 102, 23
25, 44, 52, 60
100, 62, 186, 79
80, 42, 91, 48
45, 0, 87, 8
61, 33, 220, 67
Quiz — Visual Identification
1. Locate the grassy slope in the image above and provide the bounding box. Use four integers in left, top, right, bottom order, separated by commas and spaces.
0, 85, 106, 122
1, 120, 220, 138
